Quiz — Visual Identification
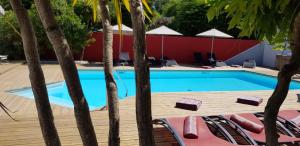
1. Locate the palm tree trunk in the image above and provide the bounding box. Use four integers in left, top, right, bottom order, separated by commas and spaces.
129, 0, 155, 145
98, 0, 120, 146
33, 0, 98, 145
264, 12, 300, 146
10, 0, 61, 145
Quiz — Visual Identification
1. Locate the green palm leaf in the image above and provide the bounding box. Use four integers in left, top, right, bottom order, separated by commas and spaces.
73, 0, 153, 34
142, 0, 152, 15
113, 0, 123, 36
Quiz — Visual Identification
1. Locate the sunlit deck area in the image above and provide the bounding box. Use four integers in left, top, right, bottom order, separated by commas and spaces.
1, 63, 299, 146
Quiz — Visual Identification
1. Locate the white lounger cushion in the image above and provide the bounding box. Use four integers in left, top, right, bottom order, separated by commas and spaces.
166, 60, 178, 66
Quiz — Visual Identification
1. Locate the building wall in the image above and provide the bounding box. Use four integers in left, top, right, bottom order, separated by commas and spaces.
262, 42, 291, 68
83, 32, 259, 64
225, 43, 264, 66
225, 41, 291, 68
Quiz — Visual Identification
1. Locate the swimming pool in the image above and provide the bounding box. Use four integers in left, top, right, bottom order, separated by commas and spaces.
9, 70, 300, 110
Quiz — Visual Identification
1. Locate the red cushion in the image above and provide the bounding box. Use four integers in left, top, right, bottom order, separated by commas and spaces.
230, 114, 264, 134
183, 116, 198, 139
200, 66, 213, 69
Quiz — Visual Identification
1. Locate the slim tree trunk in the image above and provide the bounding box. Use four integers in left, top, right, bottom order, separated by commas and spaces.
129, 0, 155, 145
10, 0, 61, 145
264, 12, 300, 146
98, 0, 120, 146
33, 0, 98, 145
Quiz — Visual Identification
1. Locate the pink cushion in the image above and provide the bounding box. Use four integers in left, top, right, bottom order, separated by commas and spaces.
230, 114, 264, 134
183, 116, 198, 139
291, 115, 300, 127
200, 66, 213, 69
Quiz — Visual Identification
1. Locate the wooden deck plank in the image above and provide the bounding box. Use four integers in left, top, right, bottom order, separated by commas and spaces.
0, 63, 299, 145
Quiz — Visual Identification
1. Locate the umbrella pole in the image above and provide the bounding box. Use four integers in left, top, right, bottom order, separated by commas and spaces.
119, 35, 122, 54
211, 36, 214, 59
161, 35, 164, 61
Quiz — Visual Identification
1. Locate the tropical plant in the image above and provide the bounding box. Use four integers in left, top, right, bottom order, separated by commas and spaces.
0, 11, 24, 59
9, 0, 61, 145
1, 0, 33, 10
161, 0, 241, 36
208, 1, 300, 145
0, 0, 90, 60
73, 1, 102, 31
33, 0, 98, 145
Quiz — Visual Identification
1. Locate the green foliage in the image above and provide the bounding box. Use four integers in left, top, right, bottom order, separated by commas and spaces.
0, 0, 33, 10
73, 1, 101, 31
0, 0, 91, 59
207, 0, 300, 49
0, 11, 24, 59
160, 0, 241, 37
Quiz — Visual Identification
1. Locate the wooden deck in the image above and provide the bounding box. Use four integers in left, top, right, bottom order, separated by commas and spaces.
0, 63, 300, 146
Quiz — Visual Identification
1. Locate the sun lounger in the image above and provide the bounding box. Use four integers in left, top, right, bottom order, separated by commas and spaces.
175, 98, 201, 111
216, 61, 227, 67
277, 110, 300, 136
243, 59, 256, 68
118, 52, 132, 66
153, 116, 254, 146
207, 53, 217, 66
0, 55, 8, 63
166, 59, 178, 66
236, 96, 263, 106
223, 113, 300, 144
0, 101, 17, 121
148, 57, 163, 67
231, 64, 241, 68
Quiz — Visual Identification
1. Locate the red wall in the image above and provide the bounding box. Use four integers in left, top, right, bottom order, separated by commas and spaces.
83, 32, 259, 64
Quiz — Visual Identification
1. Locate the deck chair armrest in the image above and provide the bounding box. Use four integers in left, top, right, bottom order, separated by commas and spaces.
203, 116, 237, 144
276, 115, 300, 135
217, 115, 258, 145
153, 119, 186, 146
255, 112, 299, 137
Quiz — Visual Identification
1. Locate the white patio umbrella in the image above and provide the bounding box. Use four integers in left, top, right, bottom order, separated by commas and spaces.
146, 25, 183, 60
112, 24, 133, 35
98, 24, 133, 35
98, 24, 133, 53
196, 28, 233, 59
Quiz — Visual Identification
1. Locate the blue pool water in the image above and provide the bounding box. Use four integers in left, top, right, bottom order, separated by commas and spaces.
9, 70, 300, 110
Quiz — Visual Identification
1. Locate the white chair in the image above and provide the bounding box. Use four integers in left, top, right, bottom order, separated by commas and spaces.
216, 61, 227, 67
119, 52, 130, 61
0, 55, 8, 63
119, 52, 132, 66
243, 59, 256, 68
166, 60, 178, 66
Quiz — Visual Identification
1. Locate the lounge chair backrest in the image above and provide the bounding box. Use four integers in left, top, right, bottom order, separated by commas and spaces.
0, 55, 8, 60
119, 52, 130, 61
243, 59, 256, 68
